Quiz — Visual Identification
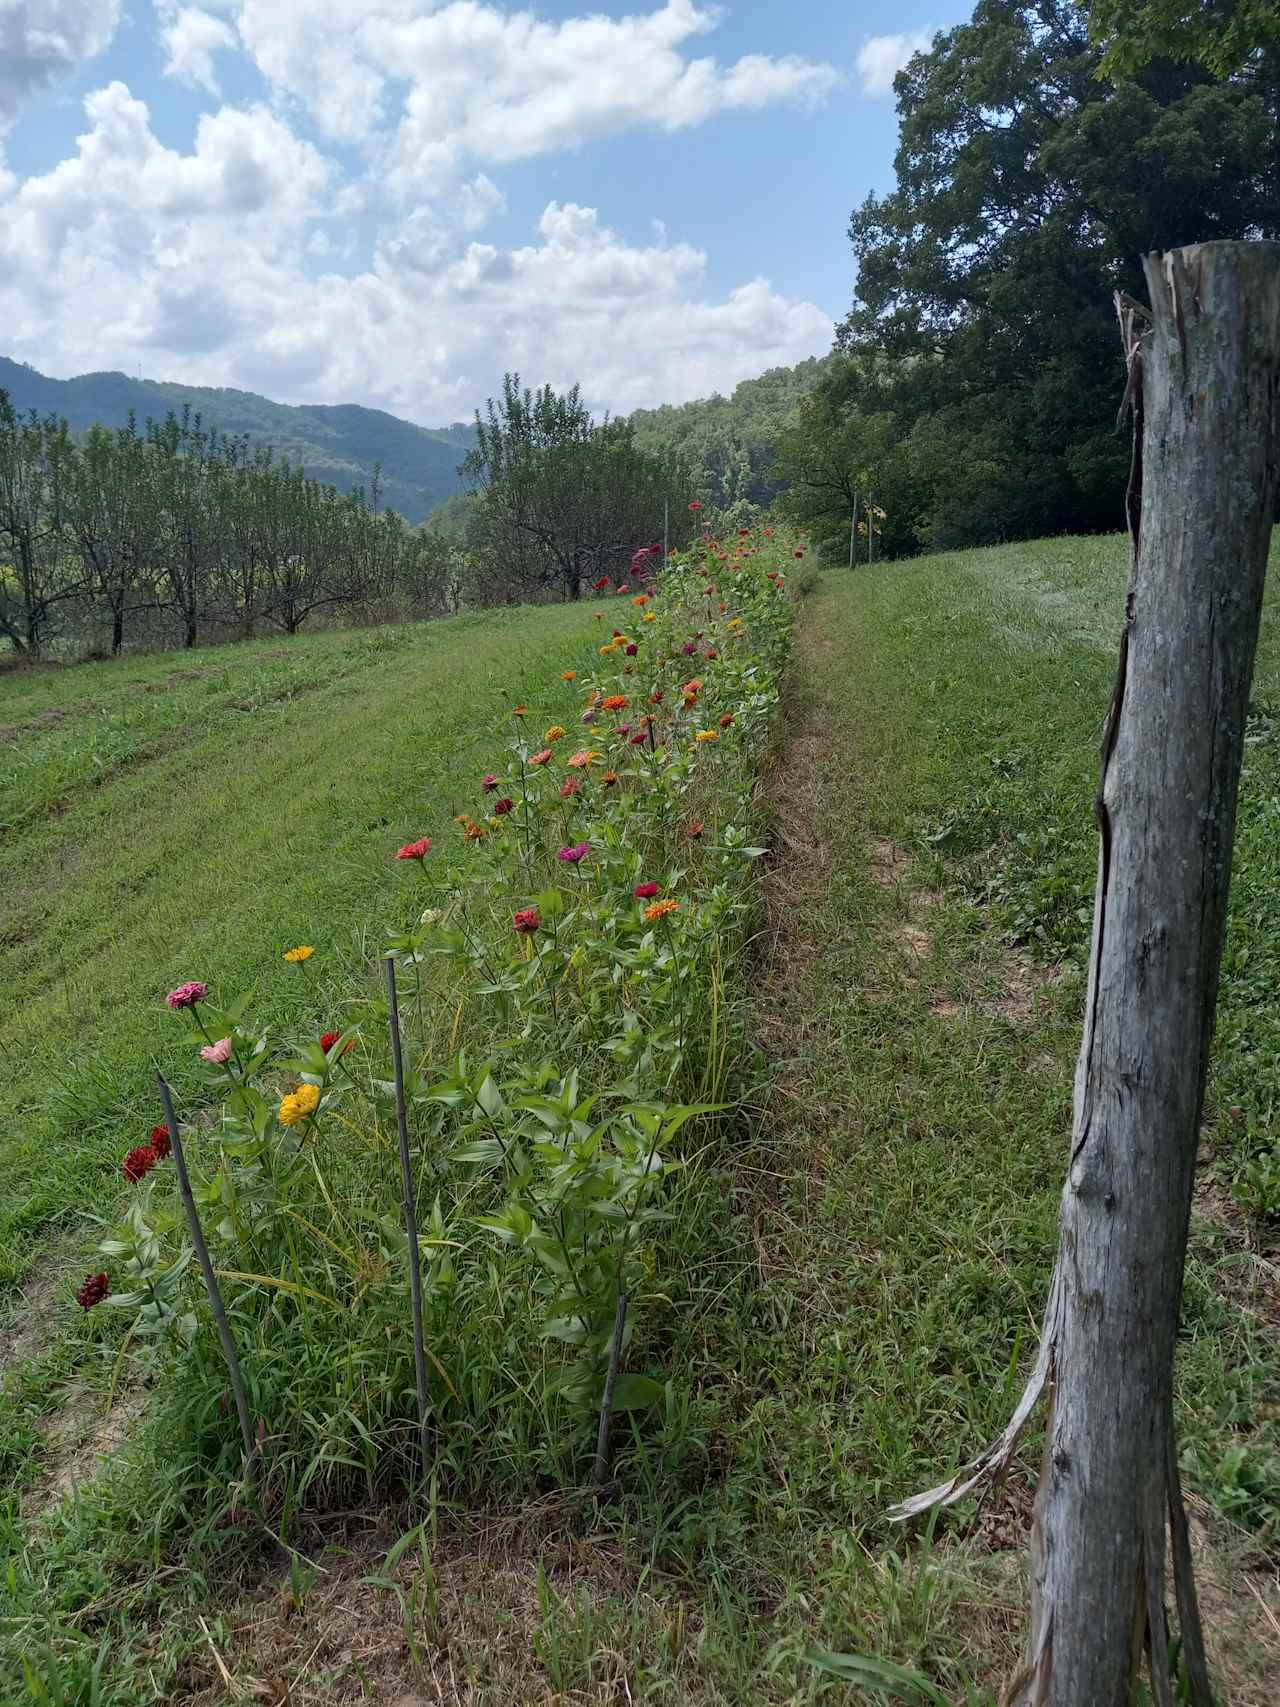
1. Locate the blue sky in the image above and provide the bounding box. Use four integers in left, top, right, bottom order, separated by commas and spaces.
0, 1, 970, 425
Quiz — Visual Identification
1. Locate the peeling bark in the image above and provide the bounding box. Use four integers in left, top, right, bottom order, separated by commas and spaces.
891, 241, 1280, 1706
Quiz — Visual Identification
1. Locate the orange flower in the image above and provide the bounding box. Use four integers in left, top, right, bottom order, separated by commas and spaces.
601, 770, 619, 786
566, 749, 600, 768
454, 813, 471, 826
704, 648, 718, 660
719, 712, 734, 729
512, 704, 527, 715
601, 694, 628, 711
561, 670, 577, 682
632, 594, 649, 607
682, 679, 703, 695
644, 898, 679, 922
464, 822, 488, 841
545, 725, 567, 742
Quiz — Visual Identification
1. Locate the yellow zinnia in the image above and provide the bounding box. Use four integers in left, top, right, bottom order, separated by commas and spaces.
283, 945, 314, 963
279, 1083, 321, 1125
545, 725, 567, 742
695, 729, 719, 742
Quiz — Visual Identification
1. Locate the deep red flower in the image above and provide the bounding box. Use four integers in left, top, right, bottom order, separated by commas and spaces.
493, 797, 515, 815
75, 1273, 110, 1310
513, 907, 541, 934
625, 643, 638, 656
593, 577, 610, 590
794, 549, 804, 558
123, 1144, 158, 1184
396, 837, 432, 861
149, 1123, 172, 1159
634, 882, 659, 899
629, 732, 648, 745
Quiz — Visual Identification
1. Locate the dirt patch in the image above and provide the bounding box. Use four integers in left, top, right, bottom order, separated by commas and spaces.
0, 703, 69, 743
23, 1385, 148, 1524
1189, 1500, 1280, 1707
176, 1508, 692, 1707
0, 1239, 79, 1374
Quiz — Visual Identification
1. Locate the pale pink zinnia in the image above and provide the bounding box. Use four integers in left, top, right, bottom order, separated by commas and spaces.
200, 1037, 233, 1064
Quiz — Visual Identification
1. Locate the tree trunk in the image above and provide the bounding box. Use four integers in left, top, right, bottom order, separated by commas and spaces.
890, 241, 1280, 1707
112, 607, 124, 655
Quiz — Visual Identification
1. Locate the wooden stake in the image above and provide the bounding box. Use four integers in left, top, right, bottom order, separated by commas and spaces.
385, 956, 431, 1494
157, 1072, 256, 1480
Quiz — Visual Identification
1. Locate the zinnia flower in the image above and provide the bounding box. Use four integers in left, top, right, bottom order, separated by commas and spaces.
705, 648, 718, 660
482, 774, 498, 792
464, 822, 489, 841
75, 1273, 110, 1310
283, 945, 314, 963
632, 595, 649, 607
644, 898, 680, 921
396, 837, 432, 862
601, 695, 628, 711
123, 1144, 158, 1183
688, 501, 701, 512
719, 712, 734, 728
166, 981, 207, 1010
634, 882, 659, 899
321, 1029, 355, 1056
629, 732, 648, 746
545, 726, 567, 743
593, 577, 610, 590
601, 770, 619, 787
149, 1124, 172, 1159
512, 704, 527, 716
557, 842, 589, 863
625, 643, 638, 656
513, 907, 541, 934
279, 1083, 321, 1126
643, 612, 656, 622
696, 729, 719, 743
200, 1037, 233, 1064
566, 750, 599, 768
560, 670, 577, 682
493, 797, 515, 815
560, 776, 581, 798
794, 548, 804, 558
649, 691, 664, 705
681, 641, 696, 655
529, 749, 552, 766
581, 708, 597, 723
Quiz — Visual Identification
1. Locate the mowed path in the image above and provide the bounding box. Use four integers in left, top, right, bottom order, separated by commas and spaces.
0, 607, 591, 1283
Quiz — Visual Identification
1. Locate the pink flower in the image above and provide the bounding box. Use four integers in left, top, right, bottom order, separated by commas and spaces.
395, 838, 432, 862
513, 907, 541, 934
561, 776, 580, 798
681, 641, 696, 655
558, 842, 589, 863
634, 882, 659, 899
200, 1037, 233, 1065
166, 981, 207, 1010
482, 774, 498, 793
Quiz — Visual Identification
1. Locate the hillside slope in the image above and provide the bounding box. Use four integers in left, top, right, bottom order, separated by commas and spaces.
0, 357, 474, 522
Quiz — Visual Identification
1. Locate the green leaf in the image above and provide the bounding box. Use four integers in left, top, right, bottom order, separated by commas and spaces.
803, 1651, 954, 1705
610, 1373, 664, 1412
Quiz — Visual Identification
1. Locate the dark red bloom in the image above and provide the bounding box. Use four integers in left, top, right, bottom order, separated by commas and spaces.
625, 643, 638, 656
593, 577, 610, 590
629, 732, 648, 745
493, 797, 515, 815
321, 1030, 355, 1056
149, 1123, 172, 1160
794, 549, 804, 558
75, 1273, 110, 1310
123, 1144, 158, 1184
634, 882, 659, 899
513, 907, 541, 934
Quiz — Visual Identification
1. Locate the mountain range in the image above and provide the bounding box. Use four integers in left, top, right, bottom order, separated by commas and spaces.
0, 357, 474, 524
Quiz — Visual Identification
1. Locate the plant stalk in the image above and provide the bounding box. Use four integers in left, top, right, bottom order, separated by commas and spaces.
385, 956, 431, 1495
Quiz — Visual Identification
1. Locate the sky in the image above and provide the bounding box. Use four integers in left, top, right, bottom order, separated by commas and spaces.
0, 1, 970, 427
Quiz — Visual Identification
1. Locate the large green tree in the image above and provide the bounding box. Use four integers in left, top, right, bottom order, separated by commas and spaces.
839, 0, 1279, 549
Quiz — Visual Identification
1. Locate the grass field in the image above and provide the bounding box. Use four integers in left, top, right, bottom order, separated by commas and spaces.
3, 539, 1278, 1704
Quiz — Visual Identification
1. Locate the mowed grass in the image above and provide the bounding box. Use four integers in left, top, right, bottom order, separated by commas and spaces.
0, 609, 593, 1286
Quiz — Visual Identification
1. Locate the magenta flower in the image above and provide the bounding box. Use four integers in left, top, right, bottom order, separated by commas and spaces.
166, 981, 208, 1010
625, 643, 638, 656
681, 641, 696, 655
200, 1037, 233, 1064
493, 798, 514, 815
634, 882, 659, 899
557, 842, 589, 863
581, 708, 598, 723
481, 774, 498, 793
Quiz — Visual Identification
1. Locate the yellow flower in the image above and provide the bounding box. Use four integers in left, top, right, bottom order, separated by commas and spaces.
279, 1082, 321, 1125
545, 725, 567, 742
644, 898, 680, 922
283, 945, 314, 963
643, 612, 657, 622
727, 618, 743, 631
599, 642, 618, 655
695, 729, 720, 743
561, 670, 577, 681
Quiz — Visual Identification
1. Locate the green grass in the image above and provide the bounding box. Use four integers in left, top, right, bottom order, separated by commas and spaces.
0, 611, 596, 1287
4, 539, 1278, 1705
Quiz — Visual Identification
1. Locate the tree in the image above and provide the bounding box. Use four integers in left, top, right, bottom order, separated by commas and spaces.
840, 1, 1279, 549
0, 402, 81, 655
64, 419, 158, 654
465, 375, 690, 602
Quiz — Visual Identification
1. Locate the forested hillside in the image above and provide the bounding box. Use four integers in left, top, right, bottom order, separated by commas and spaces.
0, 357, 473, 523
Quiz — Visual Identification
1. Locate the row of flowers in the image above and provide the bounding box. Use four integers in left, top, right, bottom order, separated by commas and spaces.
77, 524, 800, 1488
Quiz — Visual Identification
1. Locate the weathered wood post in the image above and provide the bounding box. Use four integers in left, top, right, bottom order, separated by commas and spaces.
891, 240, 1280, 1706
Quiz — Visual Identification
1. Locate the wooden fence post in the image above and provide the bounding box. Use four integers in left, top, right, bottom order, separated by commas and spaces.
890, 240, 1280, 1706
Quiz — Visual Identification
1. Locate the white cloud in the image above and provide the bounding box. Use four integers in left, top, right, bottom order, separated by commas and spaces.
0, 0, 120, 123
856, 30, 934, 98
208, 0, 839, 181
458, 172, 505, 233
0, 86, 832, 422
159, 6, 238, 97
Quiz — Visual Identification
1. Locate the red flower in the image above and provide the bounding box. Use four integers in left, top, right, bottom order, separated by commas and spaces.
617, 584, 630, 594
625, 643, 638, 656
634, 882, 659, 900
123, 1145, 158, 1184
561, 776, 581, 798
493, 797, 515, 815
593, 577, 610, 590
75, 1273, 110, 1310
794, 549, 804, 558
149, 1123, 172, 1160
687, 821, 705, 839
629, 732, 648, 745
688, 501, 701, 512
513, 907, 541, 934
396, 837, 432, 861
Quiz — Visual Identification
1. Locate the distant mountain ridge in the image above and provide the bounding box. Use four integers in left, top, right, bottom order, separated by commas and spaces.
0, 357, 475, 524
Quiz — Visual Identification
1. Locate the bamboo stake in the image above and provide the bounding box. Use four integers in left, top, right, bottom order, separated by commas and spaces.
156, 1072, 256, 1479
385, 956, 431, 1494
593, 1291, 628, 1488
